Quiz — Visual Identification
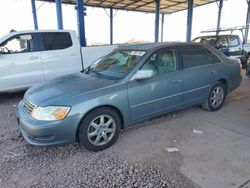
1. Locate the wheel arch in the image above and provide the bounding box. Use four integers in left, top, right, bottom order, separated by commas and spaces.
75, 105, 125, 142
217, 78, 229, 95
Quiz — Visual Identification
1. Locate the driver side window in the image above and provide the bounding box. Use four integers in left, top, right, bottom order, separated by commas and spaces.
141, 48, 177, 75
0, 34, 35, 54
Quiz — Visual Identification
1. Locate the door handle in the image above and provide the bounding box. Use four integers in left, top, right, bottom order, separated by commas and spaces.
173, 79, 182, 83
28, 56, 39, 60
211, 70, 217, 74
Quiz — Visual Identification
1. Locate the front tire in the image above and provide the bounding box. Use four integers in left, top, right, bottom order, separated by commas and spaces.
202, 82, 226, 111
77, 107, 121, 152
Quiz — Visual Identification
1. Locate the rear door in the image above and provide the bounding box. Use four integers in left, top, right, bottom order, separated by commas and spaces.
40, 32, 82, 81
0, 33, 43, 92
179, 45, 221, 107
127, 47, 183, 122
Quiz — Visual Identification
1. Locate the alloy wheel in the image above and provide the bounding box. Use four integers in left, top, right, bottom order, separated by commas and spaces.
210, 86, 224, 108
87, 115, 116, 146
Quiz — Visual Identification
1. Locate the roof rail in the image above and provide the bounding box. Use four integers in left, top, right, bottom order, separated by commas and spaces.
201, 26, 248, 33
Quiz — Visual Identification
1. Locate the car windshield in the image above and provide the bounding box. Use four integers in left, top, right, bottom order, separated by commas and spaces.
89, 50, 145, 79
193, 36, 219, 46
193, 36, 228, 47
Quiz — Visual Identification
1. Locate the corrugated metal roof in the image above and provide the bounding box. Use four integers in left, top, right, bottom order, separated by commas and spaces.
37, 0, 219, 14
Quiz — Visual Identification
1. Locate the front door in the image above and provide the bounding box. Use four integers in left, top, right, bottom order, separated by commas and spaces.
127, 47, 183, 122
0, 33, 43, 92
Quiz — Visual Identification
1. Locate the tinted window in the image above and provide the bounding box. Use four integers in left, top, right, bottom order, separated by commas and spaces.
141, 48, 177, 75
206, 49, 221, 64
180, 45, 211, 68
41, 32, 72, 51
0, 34, 37, 54
228, 36, 239, 46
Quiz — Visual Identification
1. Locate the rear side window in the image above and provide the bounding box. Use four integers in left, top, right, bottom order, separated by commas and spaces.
180, 45, 211, 68
41, 32, 72, 51
228, 36, 239, 47
206, 49, 221, 64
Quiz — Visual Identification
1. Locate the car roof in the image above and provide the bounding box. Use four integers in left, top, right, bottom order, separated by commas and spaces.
116, 42, 210, 51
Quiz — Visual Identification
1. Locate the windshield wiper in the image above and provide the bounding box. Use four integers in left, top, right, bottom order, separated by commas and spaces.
82, 66, 90, 74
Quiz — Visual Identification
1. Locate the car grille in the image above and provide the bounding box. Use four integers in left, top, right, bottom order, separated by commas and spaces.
23, 100, 36, 115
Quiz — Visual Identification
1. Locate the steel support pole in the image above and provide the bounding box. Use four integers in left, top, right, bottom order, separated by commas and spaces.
216, 0, 224, 35
31, 0, 38, 30
110, 8, 113, 45
244, 0, 250, 44
56, 0, 63, 29
186, 0, 193, 42
155, 0, 160, 42
76, 0, 86, 47
161, 13, 164, 42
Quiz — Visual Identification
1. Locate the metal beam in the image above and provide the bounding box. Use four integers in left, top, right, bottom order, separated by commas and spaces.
216, 0, 223, 35
76, 0, 86, 47
31, 0, 38, 30
36, 0, 219, 14
161, 13, 165, 42
56, 0, 63, 29
110, 8, 113, 45
244, 0, 250, 44
186, 0, 193, 42
155, 0, 160, 42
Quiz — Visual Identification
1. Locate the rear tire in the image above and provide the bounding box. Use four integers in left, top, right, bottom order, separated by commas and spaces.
242, 55, 249, 69
246, 55, 250, 77
202, 82, 226, 111
77, 107, 121, 152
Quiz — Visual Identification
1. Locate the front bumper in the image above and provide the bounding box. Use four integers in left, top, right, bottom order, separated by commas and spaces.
17, 101, 82, 147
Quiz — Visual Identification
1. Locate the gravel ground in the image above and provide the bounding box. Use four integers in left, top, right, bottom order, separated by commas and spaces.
0, 92, 198, 188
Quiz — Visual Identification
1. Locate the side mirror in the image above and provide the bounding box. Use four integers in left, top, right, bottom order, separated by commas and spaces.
132, 69, 154, 80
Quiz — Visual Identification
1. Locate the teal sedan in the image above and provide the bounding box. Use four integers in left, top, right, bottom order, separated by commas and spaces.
17, 43, 242, 151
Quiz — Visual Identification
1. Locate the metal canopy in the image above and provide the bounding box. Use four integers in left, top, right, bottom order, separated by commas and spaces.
38, 0, 218, 14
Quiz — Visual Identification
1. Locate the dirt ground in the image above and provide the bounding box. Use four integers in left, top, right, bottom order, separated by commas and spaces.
0, 74, 249, 188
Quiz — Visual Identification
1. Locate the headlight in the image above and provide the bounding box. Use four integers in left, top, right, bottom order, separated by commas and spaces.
31, 106, 71, 121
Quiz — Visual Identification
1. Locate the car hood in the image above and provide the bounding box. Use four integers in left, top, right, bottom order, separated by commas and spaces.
24, 73, 118, 106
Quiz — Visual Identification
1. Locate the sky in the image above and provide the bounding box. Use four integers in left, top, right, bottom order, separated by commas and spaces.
0, 0, 248, 45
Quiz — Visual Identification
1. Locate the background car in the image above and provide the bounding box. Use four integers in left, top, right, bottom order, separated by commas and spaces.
192, 34, 250, 68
